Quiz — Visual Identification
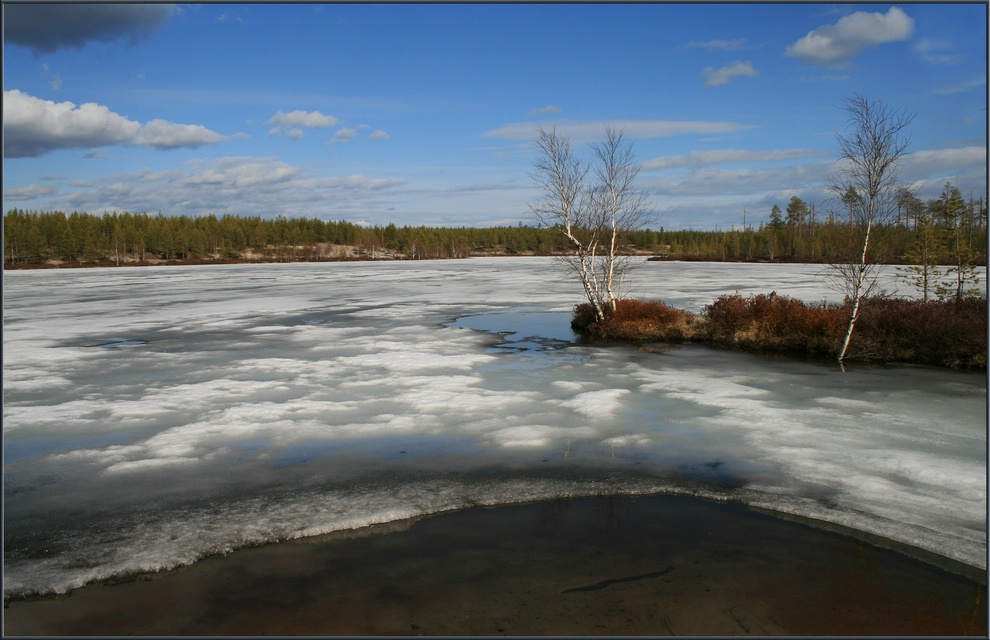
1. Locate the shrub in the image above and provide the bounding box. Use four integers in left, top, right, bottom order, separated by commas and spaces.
572, 299, 701, 342
572, 293, 986, 369
702, 293, 845, 358
850, 296, 987, 369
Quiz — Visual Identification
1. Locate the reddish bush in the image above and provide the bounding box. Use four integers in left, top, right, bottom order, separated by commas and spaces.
572, 299, 700, 341
850, 296, 987, 368
702, 293, 845, 357
573, 294, 986, 369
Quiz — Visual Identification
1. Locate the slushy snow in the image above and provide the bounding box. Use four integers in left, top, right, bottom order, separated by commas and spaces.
3, 258, 985, 599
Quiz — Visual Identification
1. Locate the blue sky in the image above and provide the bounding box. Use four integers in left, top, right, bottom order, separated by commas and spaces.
3, 3, 986, 230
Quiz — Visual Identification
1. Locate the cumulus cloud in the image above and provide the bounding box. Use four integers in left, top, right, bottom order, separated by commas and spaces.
277, 128, 305, 140
530, 105, 562, 116
485, 119, 758, 142
333, 127, 358, 143
703, 61, 758, 87
267, 109, 340, 129
3, 90, 229, 157
5, 4, 177, 54
785, 6, 915, 68
369, 130, 391, 141
266, 109, 341, 139
134, 119, 229, 149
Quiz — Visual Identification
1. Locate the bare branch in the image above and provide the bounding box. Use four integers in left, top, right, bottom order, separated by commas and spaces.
827, 95, 914, 363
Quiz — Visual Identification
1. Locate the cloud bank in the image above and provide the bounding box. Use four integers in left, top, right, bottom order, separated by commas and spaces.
641, 148, 829, 172
49, 156, 407, 219
785, 6, 915, 68
4, 4, 177, 54
3, 90, 229, 158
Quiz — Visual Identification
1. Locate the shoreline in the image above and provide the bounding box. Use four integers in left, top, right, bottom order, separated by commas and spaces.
4, 494, 985, 636
9, 251, 983, 270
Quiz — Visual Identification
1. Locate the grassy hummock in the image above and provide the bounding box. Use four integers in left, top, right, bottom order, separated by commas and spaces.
572, 294, 987, 369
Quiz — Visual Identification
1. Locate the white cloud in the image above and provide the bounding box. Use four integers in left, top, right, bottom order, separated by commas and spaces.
914, 39, 963, 65
40, 63, 63, 90
900, 146, 987, 179
266, 109, 340, 128
266, 109, 341, 139
485, 119, 758, 142
934, 77, 986, 96
51, 156, 408, 218
369, 130, 391, 141
644, 161, 835, 199
3, 184, 59, 201
217, 9, 244, 25
333, 127, 358, 143
702, 61, 758, 87
785, 6, 915, 68
529, 105, 562, 116
2, 89, 229, 158
641, 148, 829, 171
134, 119, 229, 149
268, 126, 304, 140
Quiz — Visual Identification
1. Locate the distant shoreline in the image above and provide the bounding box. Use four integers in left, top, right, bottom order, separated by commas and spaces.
8, 252, 982, 270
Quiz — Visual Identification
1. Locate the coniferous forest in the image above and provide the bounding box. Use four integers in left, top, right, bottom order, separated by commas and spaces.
4, 183, 986, 269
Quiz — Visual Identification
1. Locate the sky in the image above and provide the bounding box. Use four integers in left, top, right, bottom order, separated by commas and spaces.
2, 3, 986, 230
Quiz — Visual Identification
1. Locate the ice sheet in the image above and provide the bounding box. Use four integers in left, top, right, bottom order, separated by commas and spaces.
3, 258, 986, 598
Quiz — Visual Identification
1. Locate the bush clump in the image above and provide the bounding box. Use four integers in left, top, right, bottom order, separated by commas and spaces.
572, 299, 701, 341
572, 293, 987, 369
852, 296, 987, 369
702, 292, 844, 358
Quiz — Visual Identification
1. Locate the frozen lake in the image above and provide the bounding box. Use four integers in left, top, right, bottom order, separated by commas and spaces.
3, 258, 986, 599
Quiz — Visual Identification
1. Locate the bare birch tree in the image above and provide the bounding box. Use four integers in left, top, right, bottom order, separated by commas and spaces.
826, 95, 913, 363
589, 128, 650, 314
530, 126, 650, 324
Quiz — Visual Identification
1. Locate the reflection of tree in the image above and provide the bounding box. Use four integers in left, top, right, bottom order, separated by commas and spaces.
592, 496, 629, 535
539, 498, 571, 528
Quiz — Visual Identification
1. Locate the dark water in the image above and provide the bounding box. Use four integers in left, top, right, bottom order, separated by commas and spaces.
4, 494, 985, 636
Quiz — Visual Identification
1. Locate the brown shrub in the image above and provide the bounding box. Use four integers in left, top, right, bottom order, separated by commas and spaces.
573, 294, 986, 369
571, 302, 601, 333
702, 293, 845, 357
850, 296, 987, 368
572, 299, 701, 342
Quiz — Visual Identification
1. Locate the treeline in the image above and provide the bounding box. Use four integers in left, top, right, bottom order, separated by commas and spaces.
3, 182, 986, 266
2, 211, 576, 265
648, 183, 986, 265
